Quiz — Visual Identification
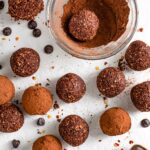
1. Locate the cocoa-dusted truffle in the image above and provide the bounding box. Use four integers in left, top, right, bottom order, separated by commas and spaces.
125, 40, 150, 71
22, 86, 53, 115
131, 81, 150, 112
97, 67, 126, 98
69, 9, 99, 41
0, 75, 15, 105
0, 103, 24, 132
8, 0, 44, 20
100, 107, 131, 136
56, 73, 86, 103
10, 48, 40, 77
32, 135, 62, 150
59, 115, 89, 146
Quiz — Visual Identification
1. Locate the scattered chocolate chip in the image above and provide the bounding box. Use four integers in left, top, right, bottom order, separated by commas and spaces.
33, 28, 41, 37
0, 1, 4, 9
28, 20, 37, 29
37, 118, 45, 126
141, 119, 150, 128
2, 27, 12, 36
44, 45, 54, 54
12, 139, 20, 148
0, 65, 2, 70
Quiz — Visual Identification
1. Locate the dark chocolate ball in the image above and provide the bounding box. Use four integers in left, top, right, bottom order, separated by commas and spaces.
131, 81, 150, 112
0, 103, 24, 132
56, 73, 86, 103
125, 40, 150, 71
10, 48, 40, 77
59, 115, 89, 146
97, 67, 126, 98
69, 9, 99, 41
8, 0, 44, 20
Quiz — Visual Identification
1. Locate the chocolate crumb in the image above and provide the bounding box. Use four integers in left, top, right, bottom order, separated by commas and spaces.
118, 56, 126, 71
53, 101, 59, 110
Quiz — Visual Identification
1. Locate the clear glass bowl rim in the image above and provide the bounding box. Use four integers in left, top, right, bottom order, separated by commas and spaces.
46, 0, 138, 60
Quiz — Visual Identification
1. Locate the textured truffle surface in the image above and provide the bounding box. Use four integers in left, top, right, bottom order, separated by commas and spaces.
8, 0, 44, 20
10, 48, 40, 77
56, 73, 86, 103
0, 75, 15, 105
0, 103, 24, 132
131, 81, 150, 112
32, 135, 62, 150
22, 86, 53, 115
125, 40, 150, 71
97, 67, 126, 97
100, 107, 131, 136
59, 115, 89, 146
69, 9, 99, 41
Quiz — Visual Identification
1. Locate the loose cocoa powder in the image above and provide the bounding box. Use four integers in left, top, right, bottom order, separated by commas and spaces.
61, 0, 130, 48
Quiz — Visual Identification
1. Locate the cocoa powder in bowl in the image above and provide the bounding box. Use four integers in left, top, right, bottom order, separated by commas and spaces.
61, 0, 130, 48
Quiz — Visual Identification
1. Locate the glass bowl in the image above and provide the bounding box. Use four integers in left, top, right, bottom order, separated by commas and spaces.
46, 0, 138, 60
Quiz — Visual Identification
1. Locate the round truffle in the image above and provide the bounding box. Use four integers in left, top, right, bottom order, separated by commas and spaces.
10, 48, 40, 77
22, 86, 53, 115
125, 40, 150, 71
0, 103, 24, 132
56, 73, 86, 103
32, 135, 62, 150
97, 67, 126, 98
131, 81, 150, 112
59, 115, 89, 146
8, 0, 44, 20
69, 9, 99, 41
100, 107, 131, 136
0, 75, 15, 105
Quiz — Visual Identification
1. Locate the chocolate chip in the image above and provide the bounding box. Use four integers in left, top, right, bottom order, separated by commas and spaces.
12, 139, 20, 148
0, 1, 4, 9
2, 27, 12, 36
141, 119, 150, 128
0, 65, 2, 70
44, 45, 54, 54
28, 20, 37, 29
37, 118, 45, 126
33, 28, 41, 37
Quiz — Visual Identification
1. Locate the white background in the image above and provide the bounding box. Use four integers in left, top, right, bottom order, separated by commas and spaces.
0, 0, 150, 150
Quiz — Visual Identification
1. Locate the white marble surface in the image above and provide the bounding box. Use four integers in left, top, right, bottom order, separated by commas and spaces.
0, 0, 150, 150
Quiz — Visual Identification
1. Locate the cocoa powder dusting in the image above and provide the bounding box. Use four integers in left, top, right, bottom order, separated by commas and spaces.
61, 0, 130, 48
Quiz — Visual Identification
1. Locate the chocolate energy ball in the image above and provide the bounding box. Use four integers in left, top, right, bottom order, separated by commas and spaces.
69, 9, 99, 41
131, 81, 150, 112
125, 40, 150, 71
10, 48, 40, 77
32, 135, 62, 150
8, 0, 44, 20
97, 67, 126, 98
22, 86, 53, 115
56, 73, 86, 103
59, 115, 89, 147
100, 107, 131, 136
0, 75, 15, 105
0, 103, 24, 132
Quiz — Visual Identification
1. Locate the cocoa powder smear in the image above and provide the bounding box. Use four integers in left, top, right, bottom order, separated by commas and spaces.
61, 0, 130, 48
